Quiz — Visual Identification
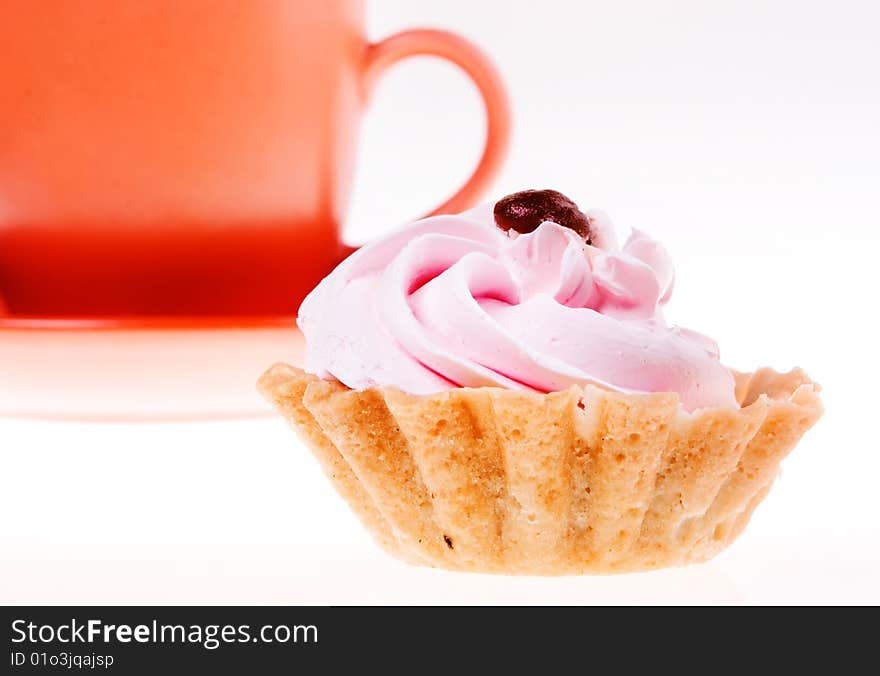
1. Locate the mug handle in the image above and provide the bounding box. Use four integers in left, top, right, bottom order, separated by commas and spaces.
352, 29, 511, 240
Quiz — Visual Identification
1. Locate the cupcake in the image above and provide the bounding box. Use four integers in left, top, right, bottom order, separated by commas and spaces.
258, 190, 822, 574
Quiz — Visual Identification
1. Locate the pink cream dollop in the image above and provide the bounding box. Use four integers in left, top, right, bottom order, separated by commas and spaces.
298, 205, 736, 411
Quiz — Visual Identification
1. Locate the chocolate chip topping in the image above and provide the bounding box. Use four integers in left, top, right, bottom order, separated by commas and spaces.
493, 189, 593, 243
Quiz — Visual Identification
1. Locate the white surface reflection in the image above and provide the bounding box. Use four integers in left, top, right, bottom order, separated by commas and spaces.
0, 415, 875, 605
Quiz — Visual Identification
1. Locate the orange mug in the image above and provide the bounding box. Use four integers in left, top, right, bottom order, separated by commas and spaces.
0, 0, 510, 318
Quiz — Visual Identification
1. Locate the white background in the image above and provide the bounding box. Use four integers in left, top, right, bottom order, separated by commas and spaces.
2, 0, 879, 604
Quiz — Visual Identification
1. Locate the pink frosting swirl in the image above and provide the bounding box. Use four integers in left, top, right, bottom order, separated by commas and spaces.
298, 205, 736, 411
